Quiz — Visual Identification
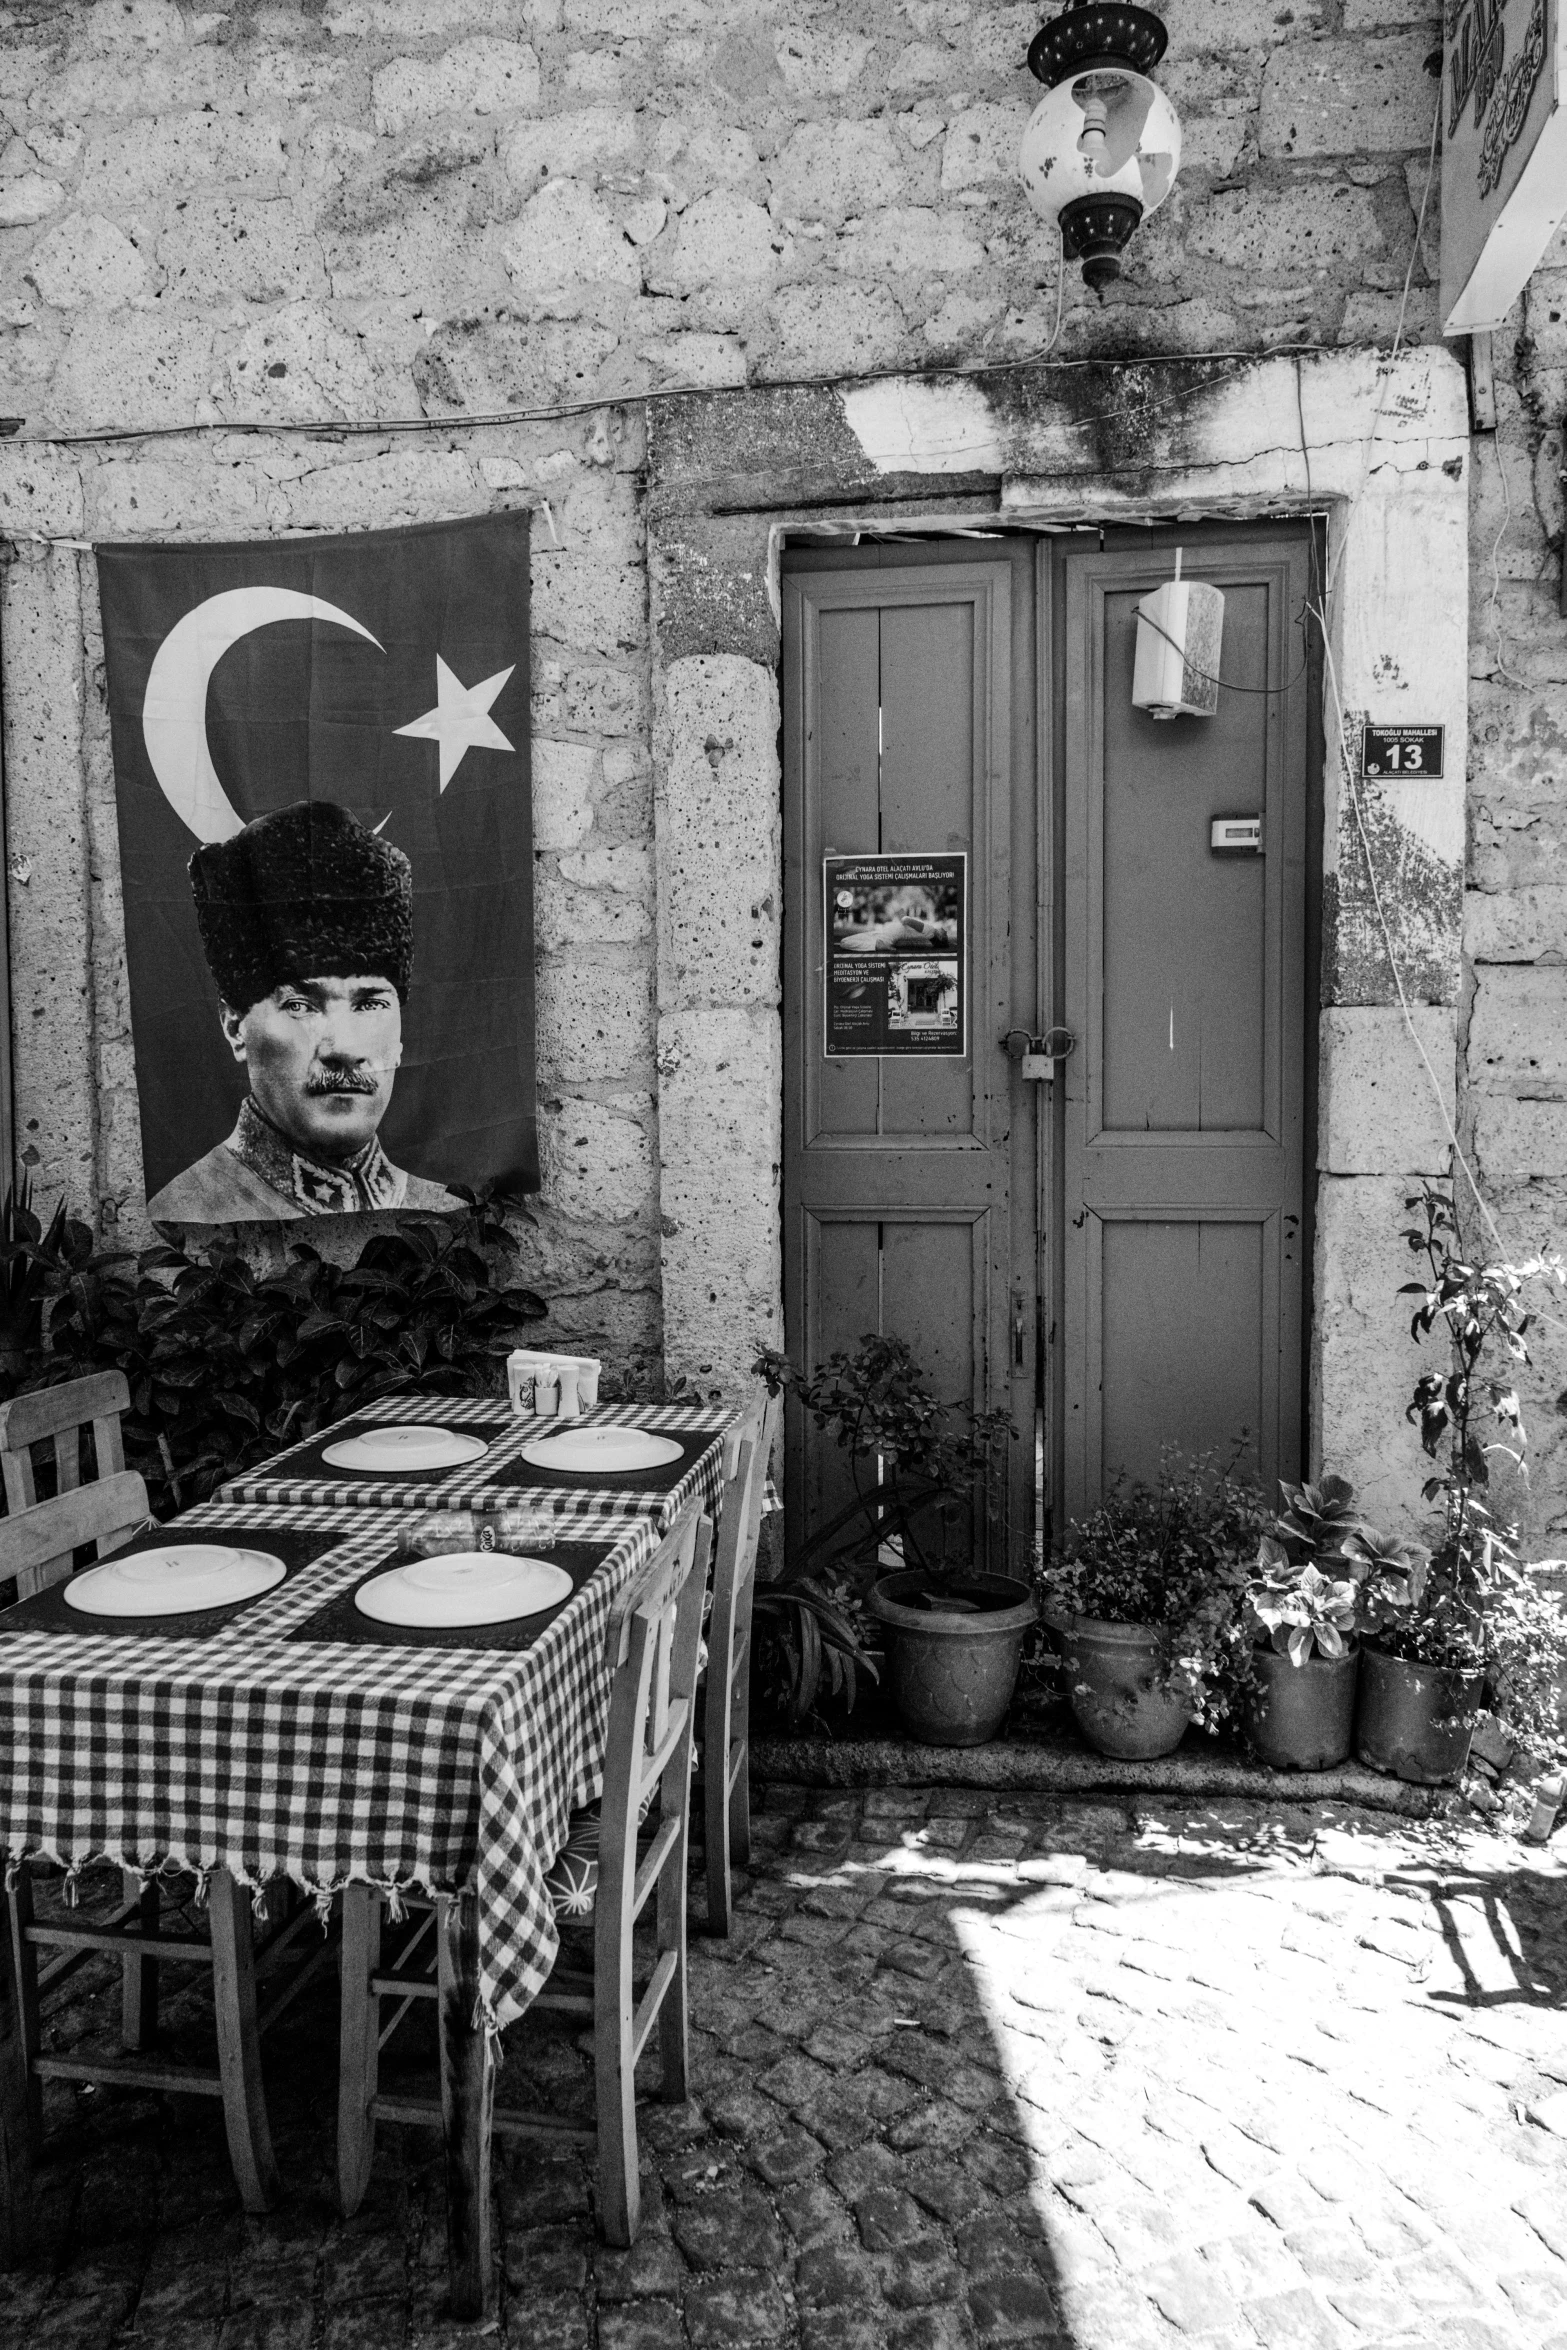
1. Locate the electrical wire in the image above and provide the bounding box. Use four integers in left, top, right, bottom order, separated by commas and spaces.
1295, 92, 1504, 1254
7, 334, 1334, 453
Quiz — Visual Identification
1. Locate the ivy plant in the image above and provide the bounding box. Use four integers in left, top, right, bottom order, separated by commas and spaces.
2, 1189, 546, 1517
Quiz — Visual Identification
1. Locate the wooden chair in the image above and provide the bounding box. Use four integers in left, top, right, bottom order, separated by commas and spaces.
0, 1372, 134, 1596
702, 1387, 781, 1936
0, 1476, 313, 2256
336, 1499, 713, 2320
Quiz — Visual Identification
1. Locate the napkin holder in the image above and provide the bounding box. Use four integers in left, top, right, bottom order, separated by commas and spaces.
506, 1350, 602, 1419
398, 1507, 558, 1560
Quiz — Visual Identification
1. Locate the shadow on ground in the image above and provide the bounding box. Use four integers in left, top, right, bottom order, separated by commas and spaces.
4, 1785, 1567, 2349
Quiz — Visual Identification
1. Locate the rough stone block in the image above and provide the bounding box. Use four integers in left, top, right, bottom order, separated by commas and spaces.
371, 37, 540, 138
650, 517, 778, 668
1343, 0, 1440, 25
0, 446, 85, 536
157, 196, 326, 305
85, 459, 266, 539
1468, 963, 1567, 1098
47, 310, 215, 433
1188, 182, 1384, 274
1260, 36, 1443, 159
1318, 1006, 1455, 1175
645, 193, 776, 297
533, 738, 598, 851
533, 554, 646, 655
771, 120, 906, 224
762, 282, 907, 377
76, 114, 286, 209
275, 449, 480, 534
1162, 0, 1326, 49
1472, 1096, 1567, 1182
657, 653, 781, 1013
0, 174, 65, 228
536, 955, 654, 1084
1313, 1173, 1432, 1536
503, 178, 642, 305
223, 307, 381, 422
538, 1092, 654, 1224
504, 105, 639, 190
834, 208, 986, 280
775, 25, 873, 95
658, 1006, 782, 1396
1466, 887, 1567, 962
24, 213, 150, 310
328, 0, 532, 32
940, 102, 1031, 194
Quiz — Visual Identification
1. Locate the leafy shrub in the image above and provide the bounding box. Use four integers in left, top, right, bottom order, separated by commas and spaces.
1386, 1184, 1567, 1761
1041, 1447, 1267, 1730
1, 1190, 546, 1517
1247, 1474, 1426, 1663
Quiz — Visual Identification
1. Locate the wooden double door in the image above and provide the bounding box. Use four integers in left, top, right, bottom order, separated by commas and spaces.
781, 527, 1317, 1570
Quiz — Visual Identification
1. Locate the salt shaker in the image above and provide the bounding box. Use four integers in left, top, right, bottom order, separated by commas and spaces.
556, 1362, 581, 1419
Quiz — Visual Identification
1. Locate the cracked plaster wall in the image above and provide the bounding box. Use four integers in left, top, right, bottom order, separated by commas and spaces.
0, 0, 1557, 1532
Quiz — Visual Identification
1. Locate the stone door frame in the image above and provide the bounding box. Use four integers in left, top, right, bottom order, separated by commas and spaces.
648, 344, 1469, 1528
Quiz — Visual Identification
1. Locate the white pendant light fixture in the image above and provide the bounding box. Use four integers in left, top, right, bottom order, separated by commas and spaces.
1019, 2, 1181, 292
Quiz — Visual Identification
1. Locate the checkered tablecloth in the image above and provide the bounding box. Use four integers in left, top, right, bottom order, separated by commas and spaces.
0, 1498, 678, 2031
217, 1397, 734, 1529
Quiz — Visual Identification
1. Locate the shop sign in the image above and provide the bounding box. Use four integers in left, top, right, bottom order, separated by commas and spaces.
1442, 0, 1567, 334
824, 853, 966, 1057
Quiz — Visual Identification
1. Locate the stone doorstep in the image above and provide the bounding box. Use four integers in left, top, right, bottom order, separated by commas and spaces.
749, 1730, 1453, 1819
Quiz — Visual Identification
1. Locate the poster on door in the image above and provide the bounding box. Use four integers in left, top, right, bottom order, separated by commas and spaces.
823, 853, 966, 1056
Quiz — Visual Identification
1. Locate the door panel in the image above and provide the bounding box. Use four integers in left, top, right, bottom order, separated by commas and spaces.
782, 545, 1037, 1573
1059, 536, 1311, 1516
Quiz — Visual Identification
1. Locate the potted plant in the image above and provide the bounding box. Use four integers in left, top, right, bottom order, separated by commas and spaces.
1041, 1449, 1263, 1760
1240, 1477, 1423, 1770
755, 1336, 1031, 1746
1356, 1186, 1567, 1786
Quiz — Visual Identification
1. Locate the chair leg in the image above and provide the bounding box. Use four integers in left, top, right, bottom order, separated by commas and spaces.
337, 1886, 382, 2219
703, 1669, 733, 1939
658, 1801, 691, 2105
208, 1869, 281, 2215
437, 1895, 494, 2322
121, 1870, 159, 2053
0, 1871, 37, 2267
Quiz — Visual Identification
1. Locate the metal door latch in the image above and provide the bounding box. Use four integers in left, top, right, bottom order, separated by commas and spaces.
1002, 1026, 1075, 1083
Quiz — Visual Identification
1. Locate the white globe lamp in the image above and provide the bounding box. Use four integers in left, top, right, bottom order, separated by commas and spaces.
1020, 2, 1181, 292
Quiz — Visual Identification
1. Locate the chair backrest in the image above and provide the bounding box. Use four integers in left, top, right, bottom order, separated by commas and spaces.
713, 1386, 782, 1621
604, 1501, 712, 1817
0, 1469, 151, 1602
0, 1371, 131, 1515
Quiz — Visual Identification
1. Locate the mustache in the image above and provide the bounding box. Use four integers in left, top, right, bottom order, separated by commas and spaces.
305, 1068, 382, 1097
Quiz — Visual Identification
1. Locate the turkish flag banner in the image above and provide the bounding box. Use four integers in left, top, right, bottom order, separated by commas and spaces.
97, 513, 535, 1224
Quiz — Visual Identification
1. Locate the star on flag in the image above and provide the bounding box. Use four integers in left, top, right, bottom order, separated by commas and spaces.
395, 655, 516, 791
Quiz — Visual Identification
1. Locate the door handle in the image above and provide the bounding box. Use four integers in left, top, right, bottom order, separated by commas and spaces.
1002, 1026, 1075, 1082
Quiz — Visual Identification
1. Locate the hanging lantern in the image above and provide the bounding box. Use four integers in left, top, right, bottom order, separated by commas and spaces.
1019, 1, 1181, 292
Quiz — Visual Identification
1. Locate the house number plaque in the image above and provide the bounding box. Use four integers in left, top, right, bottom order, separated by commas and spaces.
1362, 724, 1446, 778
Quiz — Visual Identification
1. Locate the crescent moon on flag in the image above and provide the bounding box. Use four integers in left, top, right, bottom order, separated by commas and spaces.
142, 587, 384, 843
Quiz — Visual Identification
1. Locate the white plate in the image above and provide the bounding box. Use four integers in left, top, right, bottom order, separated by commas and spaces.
321, 1423, 491, 1474
354, 1552, 574, 1629
64, 1544, 287, 1619
518, 1426, 685, 1476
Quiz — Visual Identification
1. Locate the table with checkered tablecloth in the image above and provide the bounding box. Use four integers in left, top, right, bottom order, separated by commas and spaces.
0, 1484, 716, 2032
217, 1396, 735, 1527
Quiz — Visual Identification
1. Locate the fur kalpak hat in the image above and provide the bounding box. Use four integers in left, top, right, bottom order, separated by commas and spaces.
189, 799, 415, 1013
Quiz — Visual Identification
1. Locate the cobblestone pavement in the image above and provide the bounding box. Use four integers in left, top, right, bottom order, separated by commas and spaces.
5, 1783, 1567, 2348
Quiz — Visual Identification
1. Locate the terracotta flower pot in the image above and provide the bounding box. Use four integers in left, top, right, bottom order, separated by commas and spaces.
1355, 1645, 1483, 1786
868, 1571, 1037, 1746
1065, 1617, 1191, 1760
1244, 1641, 1358, 1771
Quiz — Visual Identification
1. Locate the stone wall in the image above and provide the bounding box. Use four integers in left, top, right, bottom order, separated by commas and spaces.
0, 0, 1562, 1529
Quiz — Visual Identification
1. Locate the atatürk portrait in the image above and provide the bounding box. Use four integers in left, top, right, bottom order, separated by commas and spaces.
147, 799, 460, 1224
